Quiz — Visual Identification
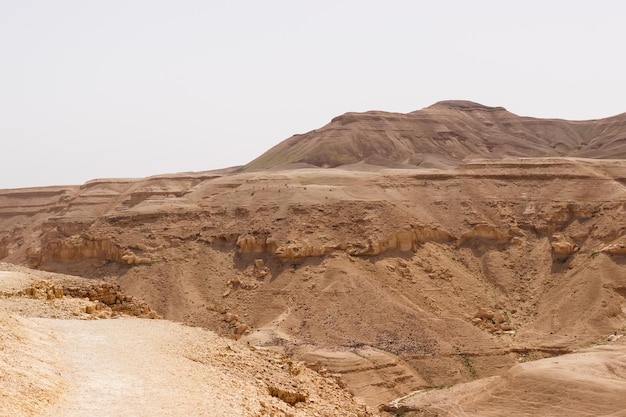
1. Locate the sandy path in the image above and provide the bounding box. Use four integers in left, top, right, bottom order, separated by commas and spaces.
5, 314, 372, 417
0, 270, 35, 292
36, 318, 229, 417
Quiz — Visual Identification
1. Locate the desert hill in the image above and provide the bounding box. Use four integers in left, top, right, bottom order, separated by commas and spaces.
1, 102, 626, 415
244, 100, 626, 170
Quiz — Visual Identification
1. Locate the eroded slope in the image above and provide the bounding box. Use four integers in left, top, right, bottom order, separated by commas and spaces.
244, 101, 626, 170
390, 336, 626, 416
1, 159, 626, 408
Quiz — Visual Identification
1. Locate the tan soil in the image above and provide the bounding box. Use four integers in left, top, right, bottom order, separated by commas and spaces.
0, 311, 62, 416
0, 267, 373, 416
392, 336, 626, 416
44, 318, 371, 417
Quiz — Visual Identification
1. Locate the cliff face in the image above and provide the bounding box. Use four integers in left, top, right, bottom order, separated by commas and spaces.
2, 102, 626, 408
244, 100, 626, 170
2, 156, 626, 407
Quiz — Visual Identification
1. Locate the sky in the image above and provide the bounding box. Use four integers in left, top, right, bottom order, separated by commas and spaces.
1, 0, 625, 189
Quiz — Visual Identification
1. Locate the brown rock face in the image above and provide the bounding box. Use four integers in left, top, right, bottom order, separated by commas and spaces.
244, 100, 626, 170
550, 233, 578, 259
1, 102, 626, 411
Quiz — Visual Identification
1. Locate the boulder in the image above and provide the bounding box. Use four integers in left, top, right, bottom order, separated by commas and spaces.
474, 307, 495, 320
551, 233, 577, 258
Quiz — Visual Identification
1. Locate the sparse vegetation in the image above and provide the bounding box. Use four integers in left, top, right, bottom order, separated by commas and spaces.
455, 346, 478, 378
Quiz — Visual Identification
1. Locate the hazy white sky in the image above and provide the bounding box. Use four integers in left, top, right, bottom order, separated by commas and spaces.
1, 1, 625, 189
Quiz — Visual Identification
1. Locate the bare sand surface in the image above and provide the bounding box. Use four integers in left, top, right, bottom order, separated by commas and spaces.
43, 318, 235, 417
2, 311, 372, 417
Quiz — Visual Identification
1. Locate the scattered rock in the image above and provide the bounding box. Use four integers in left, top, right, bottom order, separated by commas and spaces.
474, 307, 495, 320
551, 233, 577, 259
601, 242, 626, 255
253, 259, 270, 279
267, 383, 308, 406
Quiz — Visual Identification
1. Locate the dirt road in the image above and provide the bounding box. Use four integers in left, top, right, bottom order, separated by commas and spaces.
40, 318, 231, 417
0, 266, 373, 417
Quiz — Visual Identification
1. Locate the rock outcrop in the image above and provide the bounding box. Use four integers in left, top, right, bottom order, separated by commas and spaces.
27, 235, 153, 268
600, 238, 626, 255
551, 233, 578, 259
0, 267, 160, 320
473, 307, 515, 333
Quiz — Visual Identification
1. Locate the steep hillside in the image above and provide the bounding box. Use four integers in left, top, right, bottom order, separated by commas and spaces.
244, 101, 626, 170
2, 157, 626, 410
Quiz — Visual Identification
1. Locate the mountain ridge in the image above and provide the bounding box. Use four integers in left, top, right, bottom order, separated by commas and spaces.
243, 100, 626, 171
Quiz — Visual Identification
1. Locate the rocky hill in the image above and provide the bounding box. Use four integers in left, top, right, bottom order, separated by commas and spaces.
244, 100, 626, 170
1, 102, 626, 415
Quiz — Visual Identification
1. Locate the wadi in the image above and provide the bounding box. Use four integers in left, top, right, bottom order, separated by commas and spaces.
2, 100, 626, 416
